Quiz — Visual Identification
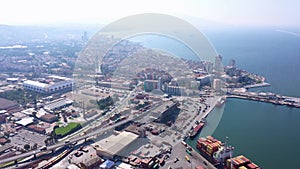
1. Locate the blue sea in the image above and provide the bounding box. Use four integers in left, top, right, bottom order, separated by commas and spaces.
130, 27, 300, 169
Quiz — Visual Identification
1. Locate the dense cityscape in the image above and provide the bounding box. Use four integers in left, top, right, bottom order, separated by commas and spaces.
1, 23, 299, 169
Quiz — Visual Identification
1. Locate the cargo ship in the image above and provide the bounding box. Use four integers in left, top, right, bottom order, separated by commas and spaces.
189, 122, 205, 138
225, 155, 261, 169
196, 136, 234, 165
196, 136, 261, 169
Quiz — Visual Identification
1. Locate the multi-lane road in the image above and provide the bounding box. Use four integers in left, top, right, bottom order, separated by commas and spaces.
0, 100, 160, 166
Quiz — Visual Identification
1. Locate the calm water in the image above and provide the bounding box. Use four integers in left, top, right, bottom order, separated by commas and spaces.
212, 99, 300, 169
130, 28, 300, 169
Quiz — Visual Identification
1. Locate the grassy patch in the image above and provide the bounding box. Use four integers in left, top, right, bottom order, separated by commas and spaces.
55, 122, 81, 138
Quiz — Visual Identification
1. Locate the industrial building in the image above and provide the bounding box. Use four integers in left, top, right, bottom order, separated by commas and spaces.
93, 131, 139, 159
23, 75, 73, 94
151, 101, 179, 124
0, 98, 21, 113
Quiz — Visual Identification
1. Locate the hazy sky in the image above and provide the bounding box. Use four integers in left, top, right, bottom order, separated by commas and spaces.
0, 0, 299, 27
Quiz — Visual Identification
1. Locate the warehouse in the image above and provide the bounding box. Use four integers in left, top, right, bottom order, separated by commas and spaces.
93, 131, 138, 159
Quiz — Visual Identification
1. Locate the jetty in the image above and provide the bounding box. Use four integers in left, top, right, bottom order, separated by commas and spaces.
227, 90, 300, 108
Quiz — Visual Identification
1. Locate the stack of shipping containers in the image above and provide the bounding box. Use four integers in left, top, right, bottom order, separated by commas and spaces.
225, 155, 261, 169
196, 136, 222, 164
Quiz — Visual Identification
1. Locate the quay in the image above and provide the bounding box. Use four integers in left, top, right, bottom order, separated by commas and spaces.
227, 90, 300, 108
243, 82, 271, 89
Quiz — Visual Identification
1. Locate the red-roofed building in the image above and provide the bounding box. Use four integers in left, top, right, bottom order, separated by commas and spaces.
40, 113, 58, 123
195, 166, 205, 169
27, 125, 46, 134
0, 138, 9, 145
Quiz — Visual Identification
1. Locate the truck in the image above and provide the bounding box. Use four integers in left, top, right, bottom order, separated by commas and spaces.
186, 149, 193, 156
185, 155, 191, 163
39, 146, 47, 151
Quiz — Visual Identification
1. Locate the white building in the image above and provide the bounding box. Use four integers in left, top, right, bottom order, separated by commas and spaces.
196, 74, 212, 86
213, 78, 222, 92
164, 84, 185, 96
23, 76, 73, 94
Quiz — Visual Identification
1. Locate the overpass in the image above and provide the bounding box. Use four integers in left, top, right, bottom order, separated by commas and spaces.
0, 101, 161, 166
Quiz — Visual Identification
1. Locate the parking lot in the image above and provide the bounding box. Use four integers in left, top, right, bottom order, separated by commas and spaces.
10, 129, 48, 150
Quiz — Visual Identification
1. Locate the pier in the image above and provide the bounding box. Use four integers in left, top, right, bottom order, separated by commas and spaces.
227, 90, 300, 108
243, 82, 271, 89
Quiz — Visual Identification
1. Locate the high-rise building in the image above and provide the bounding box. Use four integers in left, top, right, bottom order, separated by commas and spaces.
144, 80, 158, 92
164, 85, 185, 96
229, 59, 236, 67
81, 31, 88, 42
157, 77, 162, 90
214, 55, 224, 74
213, 78, 221, 92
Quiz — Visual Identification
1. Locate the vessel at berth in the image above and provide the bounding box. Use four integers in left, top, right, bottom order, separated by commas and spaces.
196, 136, 261, 168
196, 136, 233, 165
189, 122, 205, 138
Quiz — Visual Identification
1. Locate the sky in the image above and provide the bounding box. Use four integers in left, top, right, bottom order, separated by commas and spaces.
0, 0, 299, 27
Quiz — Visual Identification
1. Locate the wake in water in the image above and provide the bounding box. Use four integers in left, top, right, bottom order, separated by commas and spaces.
276, 29, 300, 38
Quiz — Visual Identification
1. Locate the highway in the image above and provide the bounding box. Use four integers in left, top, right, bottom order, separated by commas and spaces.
59, 82, 142, 142
0, 100, 160, 166
0, 117, 127, 165
0, 83, 159, 166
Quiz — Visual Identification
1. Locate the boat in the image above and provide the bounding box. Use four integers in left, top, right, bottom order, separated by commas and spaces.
196, 136, 261, 168
189, 122, 205, 138
196, 136, 233, 165
216, 96, 226, 107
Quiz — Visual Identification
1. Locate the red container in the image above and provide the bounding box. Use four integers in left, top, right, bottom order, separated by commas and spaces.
247, 163, 259, 169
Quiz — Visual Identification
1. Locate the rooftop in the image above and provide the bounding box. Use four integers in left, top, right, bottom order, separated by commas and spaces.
15, 117, 34, 126
93, 131, 138, 157
23, 80, 48, 88
44, 98, 73, 111
48, 75, 71, 81
0, 98, 19, 110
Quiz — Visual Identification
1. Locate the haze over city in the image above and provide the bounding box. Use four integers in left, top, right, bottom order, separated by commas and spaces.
0, 1, 300, 169
0, 0, 299, 27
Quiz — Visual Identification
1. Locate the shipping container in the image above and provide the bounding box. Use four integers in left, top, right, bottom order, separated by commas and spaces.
148, 161, 154, 168
247, 162, 259, 169
181, 141, 187, 146
226, 155, 260, 169
238, 166, 247, 169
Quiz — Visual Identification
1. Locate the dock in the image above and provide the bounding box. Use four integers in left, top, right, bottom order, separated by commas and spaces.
243, 82, 271, 89
227, 90, 300, 108
161, 142, 216, 169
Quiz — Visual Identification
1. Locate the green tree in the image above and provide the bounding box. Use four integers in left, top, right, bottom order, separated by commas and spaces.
24, 144, 30, 151
97, 96, 114, 110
